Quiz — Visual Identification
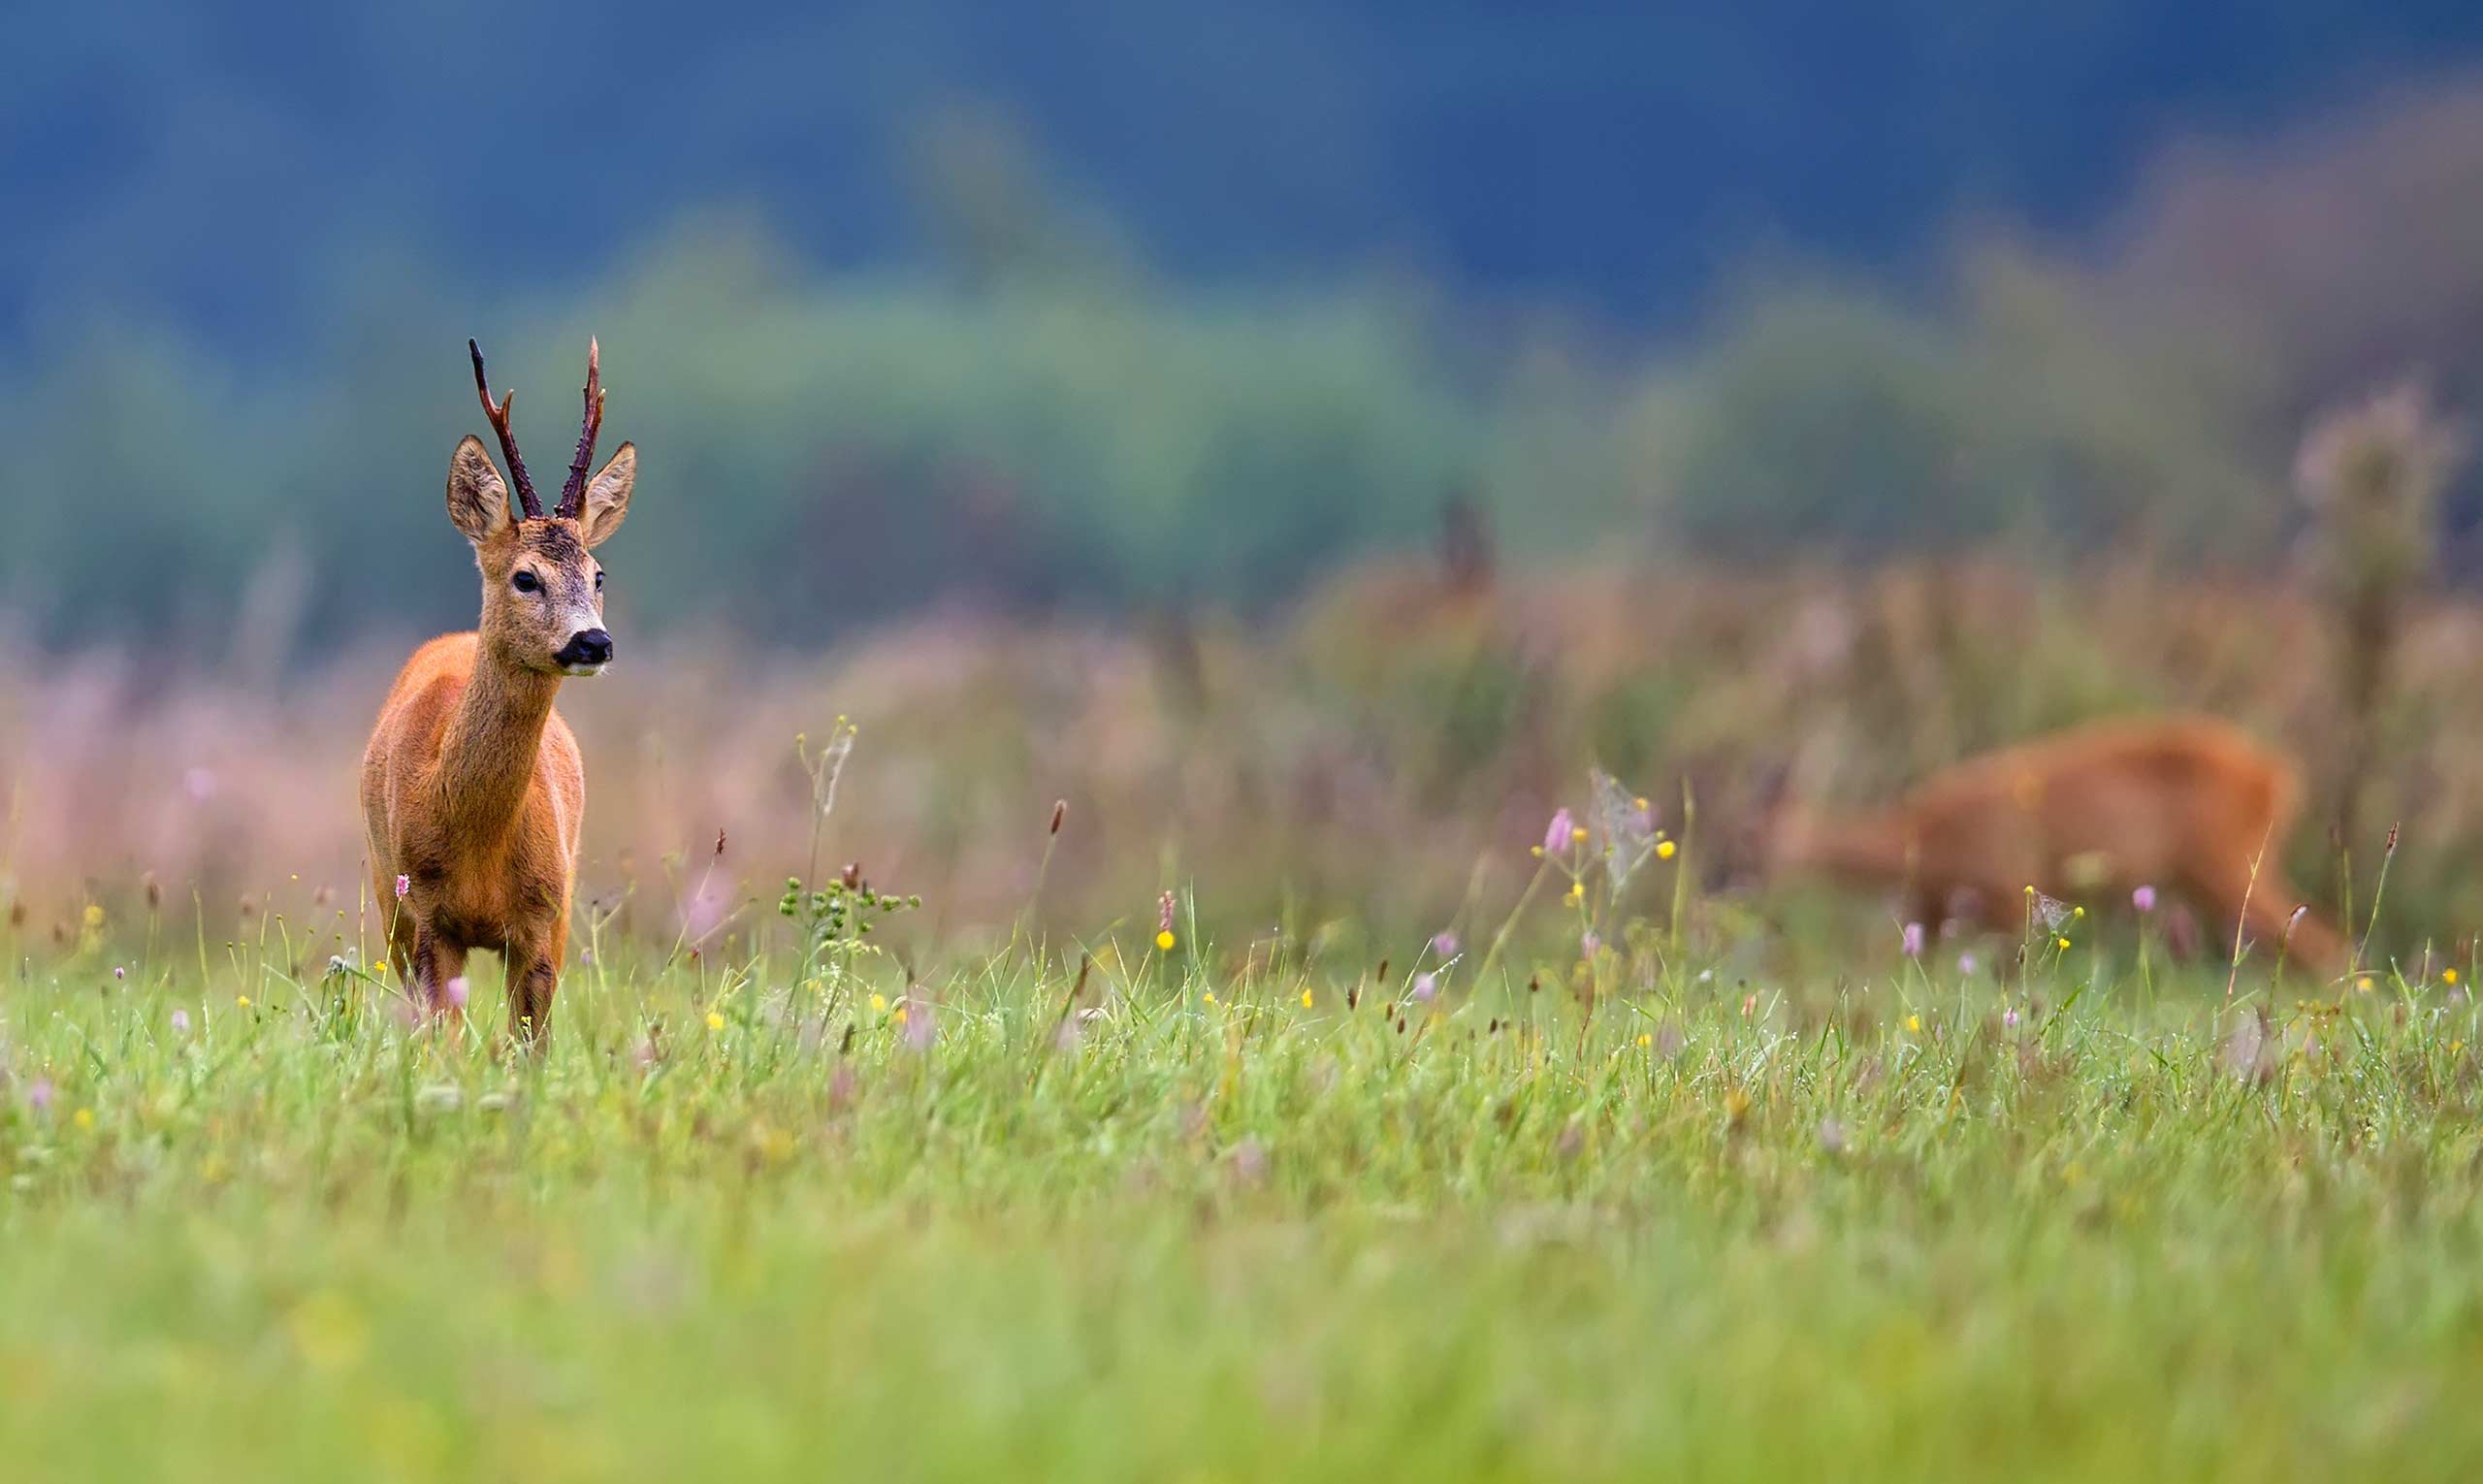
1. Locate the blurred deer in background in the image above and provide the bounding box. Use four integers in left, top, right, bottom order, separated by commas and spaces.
1767, 715, 2346, 974
361, 339, 635, 1043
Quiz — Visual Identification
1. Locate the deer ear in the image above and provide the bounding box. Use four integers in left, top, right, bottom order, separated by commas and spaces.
580, 441, 634, 547
447, 436, 510, 543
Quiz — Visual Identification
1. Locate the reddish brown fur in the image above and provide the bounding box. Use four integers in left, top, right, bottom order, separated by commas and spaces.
362, 344, 634, 1042
1769, 716, 2347, 975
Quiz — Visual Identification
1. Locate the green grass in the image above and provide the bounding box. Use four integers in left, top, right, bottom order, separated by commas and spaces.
4, 932, 2482, 1481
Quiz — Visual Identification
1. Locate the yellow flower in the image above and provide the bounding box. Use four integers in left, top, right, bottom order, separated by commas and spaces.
892, 1007, 909, 1025
2056, 937, 2072, 951
73, 1108, 94, 1130
2356, 976, 2374, 992
81, 903, 105, 928
2445, 968, 2460, 984
1203, 991, 1218, 1007
2072, 906, 2086, 919
1564, 881, 1585, 904
1632, 796, 1650, 811
1530, 845, 1545, 858
1156, 930, 1177, 952
704, 1011, 725, 1031
867, 993, 887, 1014
1570, 825, 1589, 842
1636, 1032, 1653, 1048
1655, 840, 1676, 860
1906, 1014, 1921, 1034
236, 995, 252, 1009
1299, 989, 1313, 1009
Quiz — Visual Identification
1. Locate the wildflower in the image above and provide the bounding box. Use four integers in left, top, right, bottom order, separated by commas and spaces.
1299, 988, 1313, 1009
82, 903, 104, 929
1203, 991, 1218, 1007
892, 1007, 909, 1025
2072, 906, 2085, 919
1637, 1032, 1653, 1048
705, 1011, 726, 1031
1656, 839, 1677, 860
1633, 795, 1650, 813
26, 1078, 53, 1114
236, 995, 252, 1009
1957, 952, 1979, 976
2056, 936, 2073, 951
170, 1008, 191, 1035
2132, 885, 2158, 914
395, 875, 411, 901
73, 1108, 93, 1131
2356, 976, 2374, 993
443, 976, 468, 1010
1906, 1014, 1922, 1034
1156, 930, 1177, 952
2002, 1007, 2021, 1030
867, 993, 887, 1014
1564, 881, 1585, 905
901, 996, 936, 1051
1571, 824, 1589, 843
1430, 930, 1460, 957
1901, 922, 1925, 958
113, 965, 126, 981
1410, 973, 1438, 1005
1542, 808, 1575, 856
2446, 968, 2461, 985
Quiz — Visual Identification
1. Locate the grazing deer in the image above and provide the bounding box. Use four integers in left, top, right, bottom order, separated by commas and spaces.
1767, 715, 2347, 974
361, 339, 634, 1042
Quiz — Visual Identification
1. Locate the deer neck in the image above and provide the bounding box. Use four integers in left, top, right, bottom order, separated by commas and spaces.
437, 647, 560, 850
1776, 806, 1919, 885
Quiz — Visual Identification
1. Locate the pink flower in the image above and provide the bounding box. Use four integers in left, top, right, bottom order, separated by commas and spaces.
113, 965, 126, 981
2132, 885, 2157, 914
394, 875, 411, 901
1901, 921, 1925, 958
443, 975, 469, 1010
1429, 930, 1460, 958
2002, 1007, 2020, 1030
1542, 808, 1575, 856
170, 1009, 191, 1035
1957, 952, 1979, 977
1580, 932, 1602, 959
1409, 973, 1438, 1005
26, 1078, 52, 1114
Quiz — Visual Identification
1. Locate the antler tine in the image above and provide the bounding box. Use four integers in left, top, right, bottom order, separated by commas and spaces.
556, 336, 605, 519
468, 339, 543, 520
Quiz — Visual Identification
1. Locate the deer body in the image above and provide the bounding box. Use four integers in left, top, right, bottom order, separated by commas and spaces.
363, 339, 634, 1041
1770, 716, 2346, 973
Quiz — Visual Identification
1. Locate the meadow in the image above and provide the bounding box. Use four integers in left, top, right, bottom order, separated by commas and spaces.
8, 551, 2483, 1479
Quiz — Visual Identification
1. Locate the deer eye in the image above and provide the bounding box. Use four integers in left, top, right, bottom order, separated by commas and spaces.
594, 569, 605, 592
512, 570, 542, 595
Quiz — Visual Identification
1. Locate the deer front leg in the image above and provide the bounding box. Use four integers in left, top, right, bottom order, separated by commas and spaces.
502, 942, 563, 1046
406, 923, 468, 1017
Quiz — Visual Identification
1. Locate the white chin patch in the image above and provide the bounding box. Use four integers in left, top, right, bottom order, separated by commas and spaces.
560, 662, 610, 678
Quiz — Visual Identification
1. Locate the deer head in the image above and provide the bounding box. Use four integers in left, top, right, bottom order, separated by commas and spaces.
449, 339, 636, 676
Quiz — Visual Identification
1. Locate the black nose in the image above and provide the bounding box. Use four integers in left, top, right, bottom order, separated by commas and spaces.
556, 629, 613, 668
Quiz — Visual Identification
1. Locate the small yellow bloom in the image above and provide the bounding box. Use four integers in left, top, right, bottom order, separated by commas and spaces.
2444, 968, 2460, 984
81, 903, 105, 928
1570, 825, 1589, 842
1203, 991, 1218, 1007
892, 1007, 909, 1025
1564, 881, 1585, 904
2356, 976, 2374, 993
1156, 930, 1177, 952
236, 995, 252, 1009
2072, 906, 2086, 919
2024, 885, 2037, 895
2452, 1040, 2467, 1055
1906, 1014, 1921, 1034
867, 993, 887, 1014
1655, 840, 1676, 860
73, 1108, 94, 1130
1300, 989, 1313, 1009
705, 1011, 725, 1031
2056, 937, 2072, 951
1636, 1032, 1653, 1048
1530, 845, 1545, 858
1632, 796, 1649, 811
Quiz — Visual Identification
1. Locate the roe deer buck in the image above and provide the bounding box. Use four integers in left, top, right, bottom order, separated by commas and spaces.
361, 339, 635, 1042
1767, 715, 2347, 974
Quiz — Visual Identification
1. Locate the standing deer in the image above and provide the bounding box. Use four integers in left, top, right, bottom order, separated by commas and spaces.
1767, 715, 2347, 975
362, 339, 634, 1042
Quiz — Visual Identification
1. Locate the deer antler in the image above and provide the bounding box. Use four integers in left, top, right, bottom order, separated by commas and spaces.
468, 339, 543, 521
556, 338, 604, 520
